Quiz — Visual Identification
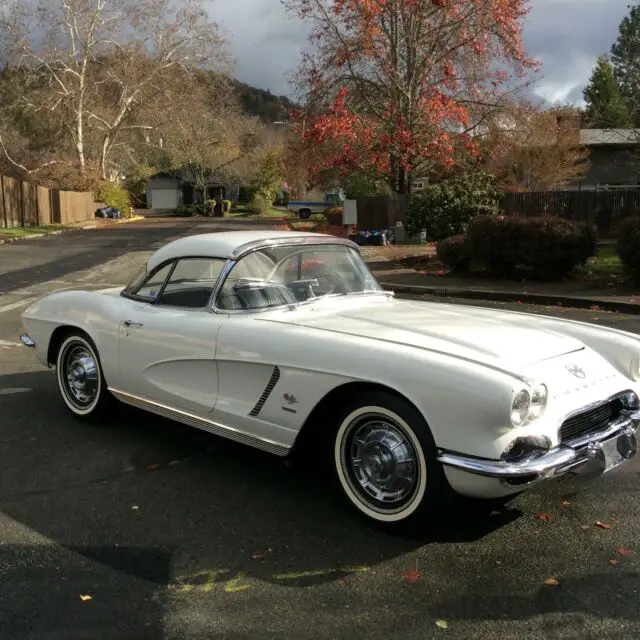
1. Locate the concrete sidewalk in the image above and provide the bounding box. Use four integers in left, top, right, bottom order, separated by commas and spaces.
361, 246, 640, 314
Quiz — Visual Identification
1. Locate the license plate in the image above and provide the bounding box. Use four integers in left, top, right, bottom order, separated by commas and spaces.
600, 430, 636, 473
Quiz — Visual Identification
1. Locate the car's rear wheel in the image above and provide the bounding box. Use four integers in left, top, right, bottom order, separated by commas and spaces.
333, 391, 448, 525
298, 208, 311, 220
55, 332, 113, 422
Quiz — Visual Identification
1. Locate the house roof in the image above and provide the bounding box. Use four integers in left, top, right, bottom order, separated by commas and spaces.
147, 230, 356, 269
580, 129, 640, 145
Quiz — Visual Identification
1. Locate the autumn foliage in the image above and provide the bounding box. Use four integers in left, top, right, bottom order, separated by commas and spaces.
284, 0, 538, 193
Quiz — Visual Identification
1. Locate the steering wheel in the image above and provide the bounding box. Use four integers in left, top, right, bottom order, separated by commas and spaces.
311, 271, 344, 295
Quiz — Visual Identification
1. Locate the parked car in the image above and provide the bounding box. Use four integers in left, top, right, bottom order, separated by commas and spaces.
20, 230, 640, 526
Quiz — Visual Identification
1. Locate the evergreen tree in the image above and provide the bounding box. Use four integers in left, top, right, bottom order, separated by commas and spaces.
583, 55, 633, 128
611, 3, 640, 123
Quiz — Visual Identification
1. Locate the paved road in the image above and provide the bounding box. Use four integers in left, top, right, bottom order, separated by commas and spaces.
0, 224, 639, 639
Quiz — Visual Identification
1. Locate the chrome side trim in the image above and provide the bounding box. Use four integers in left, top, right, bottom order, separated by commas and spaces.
19, 333, 36, 348
438, 413, 639, 481
249, 366, 281, 417
108, 388, 291, 457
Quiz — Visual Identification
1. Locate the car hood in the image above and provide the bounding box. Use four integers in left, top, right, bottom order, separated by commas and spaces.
263, 297, 586, 370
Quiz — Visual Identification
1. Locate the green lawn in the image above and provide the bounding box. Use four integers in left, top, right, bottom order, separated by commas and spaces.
582, 244, 623, 277
0, 224, 69, 238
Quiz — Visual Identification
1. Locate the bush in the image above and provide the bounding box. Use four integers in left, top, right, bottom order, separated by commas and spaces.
222, 200, 232, 214
436, 234, 472, 272
406, 171, 501, 241
467, 215, 597, 280
324, 206, 343, 226
97, 182, 130, 216
616, 217, 640, 283
175, 205, 194, 217
247, 193, 272, 215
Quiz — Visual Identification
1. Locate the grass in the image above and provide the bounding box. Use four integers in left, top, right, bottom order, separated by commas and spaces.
0, 224, 70, 238
580, 244, 624, 278
225, 205, 291, 219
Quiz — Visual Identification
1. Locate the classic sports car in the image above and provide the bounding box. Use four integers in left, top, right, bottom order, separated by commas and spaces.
20, 230, 640, 525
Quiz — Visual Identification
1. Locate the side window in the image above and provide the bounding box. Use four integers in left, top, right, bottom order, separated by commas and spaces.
134, 263, 173, 301
156, 258, 225, 308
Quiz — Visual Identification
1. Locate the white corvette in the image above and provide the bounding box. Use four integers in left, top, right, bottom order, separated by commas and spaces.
20, 230, 640, 525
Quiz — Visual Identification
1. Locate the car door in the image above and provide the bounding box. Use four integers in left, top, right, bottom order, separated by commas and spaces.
116, 257, 226, 416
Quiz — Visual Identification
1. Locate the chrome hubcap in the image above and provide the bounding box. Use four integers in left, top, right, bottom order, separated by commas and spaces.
63, 345, 98, 407
344, 417, 419, 508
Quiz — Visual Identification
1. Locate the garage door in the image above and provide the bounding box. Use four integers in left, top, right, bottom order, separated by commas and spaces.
150, 189, 178, 209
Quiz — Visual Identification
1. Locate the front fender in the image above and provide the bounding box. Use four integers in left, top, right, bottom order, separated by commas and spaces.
21, 290, 125, 382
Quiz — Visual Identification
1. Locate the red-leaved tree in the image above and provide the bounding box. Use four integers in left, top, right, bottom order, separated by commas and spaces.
283, 0, 539, 194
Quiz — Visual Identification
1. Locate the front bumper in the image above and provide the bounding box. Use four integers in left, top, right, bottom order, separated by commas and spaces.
438, 410, 640, 487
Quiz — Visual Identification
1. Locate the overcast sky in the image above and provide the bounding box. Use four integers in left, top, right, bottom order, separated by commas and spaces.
211, 0, 632, 106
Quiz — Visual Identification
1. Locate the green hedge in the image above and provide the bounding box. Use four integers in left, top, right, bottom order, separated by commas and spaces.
436, 215, 597, 281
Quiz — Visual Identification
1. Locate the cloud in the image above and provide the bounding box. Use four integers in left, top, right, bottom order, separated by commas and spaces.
210, 0, 633, 104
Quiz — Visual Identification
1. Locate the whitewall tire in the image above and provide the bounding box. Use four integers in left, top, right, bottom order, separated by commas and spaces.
333, 392, 447, 525
55, 332, 112, 422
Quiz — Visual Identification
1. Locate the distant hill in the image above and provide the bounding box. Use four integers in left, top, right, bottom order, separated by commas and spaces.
232, 80, 299, 123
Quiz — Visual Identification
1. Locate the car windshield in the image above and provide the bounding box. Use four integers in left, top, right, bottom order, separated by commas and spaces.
216, 243, 383, 311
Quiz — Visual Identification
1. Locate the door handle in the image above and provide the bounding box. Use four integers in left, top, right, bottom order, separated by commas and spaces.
123, 320, 144, 327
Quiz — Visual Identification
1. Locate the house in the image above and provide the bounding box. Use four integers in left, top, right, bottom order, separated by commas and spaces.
146, 171, 241, 210
569, 129, 640, 189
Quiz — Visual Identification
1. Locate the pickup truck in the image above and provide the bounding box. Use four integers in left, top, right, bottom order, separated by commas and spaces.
288, 193, 343, 219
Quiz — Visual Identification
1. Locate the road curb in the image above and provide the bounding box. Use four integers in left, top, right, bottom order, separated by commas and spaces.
0, 216, 145, 245
380, 281, 640, 315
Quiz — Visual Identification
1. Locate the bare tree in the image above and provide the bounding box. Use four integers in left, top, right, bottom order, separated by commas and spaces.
157, 73, 264, 203
0, 0, 230, 182
472, 104, 591, 191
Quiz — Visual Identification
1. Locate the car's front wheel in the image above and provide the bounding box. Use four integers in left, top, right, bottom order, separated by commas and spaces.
333, 391, 448, 525
55, 332, 113, 422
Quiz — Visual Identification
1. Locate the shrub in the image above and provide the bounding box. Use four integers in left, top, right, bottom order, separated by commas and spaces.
97, 182, 130, 216
222, 200, 232, 214
406, 171, 501, 241
616, 217, 640, 283
436, 234, 472, 272
324, 206, 343, 226
248, 193, 272, 215
467, 215, 597, 280
174, 205, 193, 217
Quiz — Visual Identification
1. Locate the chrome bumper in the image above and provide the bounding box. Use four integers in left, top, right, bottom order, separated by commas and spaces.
19, 333, 35, 348
438, 411, 640, 485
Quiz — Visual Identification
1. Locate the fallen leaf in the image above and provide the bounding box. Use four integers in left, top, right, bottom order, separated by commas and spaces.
560, 501, 571, 507
251, 550, 268, 561
146, 463, 161, 471
595, 521, 612, 529
435, 619, 448, 629
402, 569, 422, 584
544, 577, 559, 586
79, 594, 92, 601
616, 547, 633, 558
131, 505, 140, 511
581, 525, 590, 530
609, 559, 620, 566
535, 512, 554, 521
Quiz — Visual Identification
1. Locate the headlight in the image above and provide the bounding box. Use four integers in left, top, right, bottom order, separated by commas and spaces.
511, 389, 531, 427
529, 384, 548, 419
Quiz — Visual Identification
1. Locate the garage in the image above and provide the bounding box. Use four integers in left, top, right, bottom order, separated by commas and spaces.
149, 187, 179, 210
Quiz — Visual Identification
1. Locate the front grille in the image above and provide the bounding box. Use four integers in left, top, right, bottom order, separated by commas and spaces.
559, 397, 624, 443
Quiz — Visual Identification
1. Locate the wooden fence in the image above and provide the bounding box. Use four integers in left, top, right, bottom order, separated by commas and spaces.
500, 188, 640, 237
354, 195, 410, 229
0, 173, 100, 228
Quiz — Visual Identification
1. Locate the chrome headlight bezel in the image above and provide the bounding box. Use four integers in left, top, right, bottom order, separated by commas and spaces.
510, 383, 549, 427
